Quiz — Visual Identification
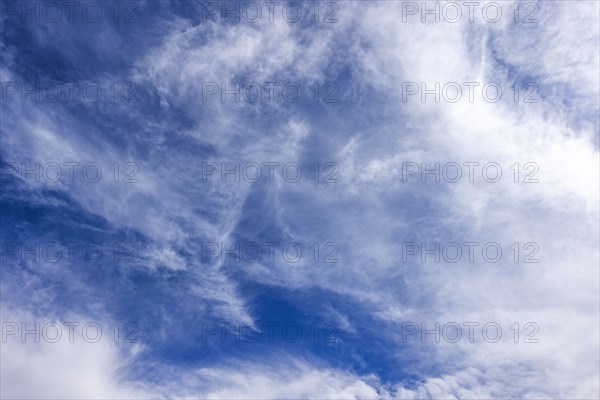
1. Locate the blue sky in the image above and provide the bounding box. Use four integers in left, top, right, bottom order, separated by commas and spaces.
1, 1, 599, 398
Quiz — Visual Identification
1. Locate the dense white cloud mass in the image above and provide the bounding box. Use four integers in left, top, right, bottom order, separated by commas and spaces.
1, 0, 598, 398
